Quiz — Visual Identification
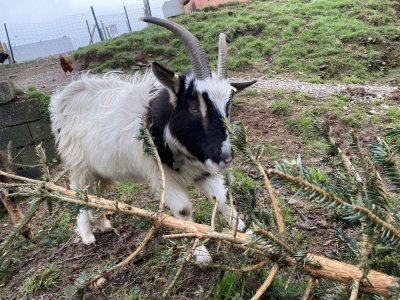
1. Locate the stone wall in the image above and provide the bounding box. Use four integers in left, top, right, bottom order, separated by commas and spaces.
0, 80, 57, 178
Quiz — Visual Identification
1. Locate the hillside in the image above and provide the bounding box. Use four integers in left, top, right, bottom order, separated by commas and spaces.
74, 0, 400, 84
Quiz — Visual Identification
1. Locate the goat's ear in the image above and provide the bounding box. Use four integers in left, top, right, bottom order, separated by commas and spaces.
230, 80, 257, 93
152, 62, 181, 94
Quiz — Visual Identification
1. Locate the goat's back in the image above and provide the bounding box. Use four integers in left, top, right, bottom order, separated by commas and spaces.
50, 72, 160, 183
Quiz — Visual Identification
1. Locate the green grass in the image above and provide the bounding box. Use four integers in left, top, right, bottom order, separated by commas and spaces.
114, 182, 147, 204
73, 0, 400, 83
271, 99, 291, 115
194, 199, 213, 224
244, 88, 258, 97
286, 112, 319, 142
26, 86, 51, 120
213, 272, 243, 300
20, 263, 60, 296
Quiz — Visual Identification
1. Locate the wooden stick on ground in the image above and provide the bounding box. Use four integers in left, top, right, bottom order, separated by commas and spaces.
250, 263, 280, 300
301, 277, 315, 300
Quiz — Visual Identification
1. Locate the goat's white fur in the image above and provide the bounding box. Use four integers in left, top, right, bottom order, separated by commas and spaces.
50, 71, 245, 263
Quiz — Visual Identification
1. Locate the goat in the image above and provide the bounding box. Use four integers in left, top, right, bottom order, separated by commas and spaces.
50, 17, 256, 263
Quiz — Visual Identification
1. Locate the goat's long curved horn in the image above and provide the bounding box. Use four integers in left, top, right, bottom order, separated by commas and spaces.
217, 33, 228, 79
141, 17, 212, 80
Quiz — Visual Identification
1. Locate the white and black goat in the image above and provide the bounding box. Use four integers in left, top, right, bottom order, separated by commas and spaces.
50, 17, 256, 263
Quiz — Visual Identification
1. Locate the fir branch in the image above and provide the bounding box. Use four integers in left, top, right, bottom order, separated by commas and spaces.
369, 137, 400, 190
0, 197, 43, 256
268, 169, 400, 245
137, 119, 166, 212
253, 224, 295, 256
228, 121, 285, 234
327, 127, 363, 194
35, 143, 50, 181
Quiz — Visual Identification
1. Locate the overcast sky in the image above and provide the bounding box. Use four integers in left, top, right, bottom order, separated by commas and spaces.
0, 0, 160, 24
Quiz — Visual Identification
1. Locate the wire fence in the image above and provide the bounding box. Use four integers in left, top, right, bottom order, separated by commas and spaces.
0, 0, 168, 63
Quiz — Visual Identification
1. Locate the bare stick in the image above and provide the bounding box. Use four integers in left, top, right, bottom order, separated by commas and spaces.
194, 260, 269, 272
119, 225, 158, 268
301, 277, 315, 300
163, 233, 198, 239
233, 212, 239, 239
284, 266, 297, 290
251, 263, 280, 300
211, 197, 219, 231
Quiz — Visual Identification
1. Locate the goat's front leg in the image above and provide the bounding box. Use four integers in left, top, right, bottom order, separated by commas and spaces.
70, 173, 96, 245
196, 174, 246, 232
164, 178, 212, 264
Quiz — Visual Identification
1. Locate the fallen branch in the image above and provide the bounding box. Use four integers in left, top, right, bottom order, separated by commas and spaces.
0, 171, 399, 297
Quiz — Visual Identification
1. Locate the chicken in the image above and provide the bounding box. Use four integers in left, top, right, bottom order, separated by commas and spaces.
59, 54, 73, 74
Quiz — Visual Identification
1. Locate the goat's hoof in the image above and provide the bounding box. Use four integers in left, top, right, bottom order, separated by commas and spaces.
245, 229, 254, 235
81, 232, 96, 245
95, 218, 114, 233
193, 244, 212, 266
236, 219, 246, 232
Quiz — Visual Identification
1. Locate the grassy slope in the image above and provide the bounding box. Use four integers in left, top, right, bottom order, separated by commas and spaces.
74, 0, 400, 83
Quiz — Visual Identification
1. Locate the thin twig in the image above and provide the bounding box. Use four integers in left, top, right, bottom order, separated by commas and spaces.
251, 263, 280, 300
59, 253, 99, 264
211, 197, 219, 232
255, 163, 285, 234
191, 260, 268, 272
301, 277, 315, 300
163, 233, 198, 239
327, 128, 363, 194
285, 266, 297, 290
118, 225, 158, 268
142, 121, 166, 212
233, 212, 239, 239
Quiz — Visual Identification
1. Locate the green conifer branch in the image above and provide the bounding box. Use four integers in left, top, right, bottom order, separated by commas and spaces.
268, 169, 400, 244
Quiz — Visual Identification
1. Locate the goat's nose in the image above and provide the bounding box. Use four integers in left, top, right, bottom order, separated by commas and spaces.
221, 148, 233, 164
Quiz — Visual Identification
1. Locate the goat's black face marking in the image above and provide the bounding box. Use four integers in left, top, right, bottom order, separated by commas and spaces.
148, 74, 241, 171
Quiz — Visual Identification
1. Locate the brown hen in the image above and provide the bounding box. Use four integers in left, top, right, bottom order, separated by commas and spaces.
59, 54, 73, 74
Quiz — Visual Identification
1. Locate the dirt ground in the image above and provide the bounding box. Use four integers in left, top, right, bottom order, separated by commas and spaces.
0, 57, 398, 299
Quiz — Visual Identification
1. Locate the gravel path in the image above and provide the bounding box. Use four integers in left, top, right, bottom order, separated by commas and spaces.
0, 56, 398, 98
233, 75, 398, 98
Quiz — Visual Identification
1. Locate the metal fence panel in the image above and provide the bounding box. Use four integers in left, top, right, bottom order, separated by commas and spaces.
0, 0, 169, 63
